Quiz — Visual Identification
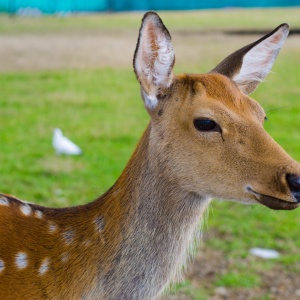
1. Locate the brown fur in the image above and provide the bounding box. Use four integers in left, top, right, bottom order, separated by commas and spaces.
0, 12, 299, 300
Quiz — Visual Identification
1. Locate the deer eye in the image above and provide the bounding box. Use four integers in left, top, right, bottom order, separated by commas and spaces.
193, 119, 222, 133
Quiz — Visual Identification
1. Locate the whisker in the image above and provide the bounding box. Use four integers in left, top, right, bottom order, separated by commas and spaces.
264, 105, 290, 116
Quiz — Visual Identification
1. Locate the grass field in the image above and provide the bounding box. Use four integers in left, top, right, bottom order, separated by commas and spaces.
1, 8, 300, 33
0, 8, 300, 299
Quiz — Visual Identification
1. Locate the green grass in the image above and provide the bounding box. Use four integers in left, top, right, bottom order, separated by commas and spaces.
0, 68, 148, 205
215, 271, 261, 288
1, 7, 300, 34
169, 280, 209, 300
0, 9, 300, 299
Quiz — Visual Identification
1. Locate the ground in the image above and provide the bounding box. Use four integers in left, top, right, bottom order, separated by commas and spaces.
1, 26, 299, 73
169, 233, 300, 299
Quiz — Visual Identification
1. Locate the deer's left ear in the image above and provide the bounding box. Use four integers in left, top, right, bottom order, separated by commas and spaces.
133, 12, 175, 110
211, 24, 289, 94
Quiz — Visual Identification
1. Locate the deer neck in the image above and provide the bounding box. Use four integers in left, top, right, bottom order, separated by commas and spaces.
96, 124, 211, 299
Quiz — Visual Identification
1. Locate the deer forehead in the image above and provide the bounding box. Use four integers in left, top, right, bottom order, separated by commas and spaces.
168, 73, 265, 124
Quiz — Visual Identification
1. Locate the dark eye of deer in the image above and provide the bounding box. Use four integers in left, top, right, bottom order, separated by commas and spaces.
193, 119, 221, 133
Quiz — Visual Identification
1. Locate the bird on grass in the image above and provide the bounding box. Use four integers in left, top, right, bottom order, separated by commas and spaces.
52, 128, 82, 156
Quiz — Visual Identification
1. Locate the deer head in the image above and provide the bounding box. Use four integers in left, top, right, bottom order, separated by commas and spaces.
133, 12, 300, 210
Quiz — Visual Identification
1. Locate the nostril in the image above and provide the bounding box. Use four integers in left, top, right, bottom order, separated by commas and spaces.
286, 174, 300, 190
286, 174, 300, 201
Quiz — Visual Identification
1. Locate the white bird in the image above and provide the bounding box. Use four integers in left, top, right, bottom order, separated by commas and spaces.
250, 248, 280, 259
52, 128, 82, 155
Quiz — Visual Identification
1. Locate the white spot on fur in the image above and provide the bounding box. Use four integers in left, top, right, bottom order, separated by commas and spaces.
15, 252, 28, 270
62, 230, 75, 245
34, 210, 43, 219
94, 216, 106, 243
61, 253, 69, 263
0, 259, 5, 273
48, 222, 57, 233
38, 258, 50, 275
94, 216, 106, 233
82, 240, 92, 248
20, 204, 32, 216
0, 196, 9, 206
233, 25, 289, 92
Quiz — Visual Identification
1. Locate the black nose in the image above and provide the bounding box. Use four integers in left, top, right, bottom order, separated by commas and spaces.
286, 174, 300, 202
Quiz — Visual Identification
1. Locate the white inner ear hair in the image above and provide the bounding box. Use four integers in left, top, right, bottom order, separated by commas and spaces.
233, 26, 288, 86
153, 34, 174, 87
142, 90, 159, 110
135, 18, 175, 110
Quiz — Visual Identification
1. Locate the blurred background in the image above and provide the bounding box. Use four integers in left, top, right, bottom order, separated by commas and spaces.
0, 1, 300, 299
1, 0, 300, 13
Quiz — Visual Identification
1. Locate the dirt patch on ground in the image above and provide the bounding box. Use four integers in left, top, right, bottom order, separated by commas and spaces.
0, 30, 137, 72
166, 236, 300, 300
186, 249, 300, 300
1, 28, 300, 72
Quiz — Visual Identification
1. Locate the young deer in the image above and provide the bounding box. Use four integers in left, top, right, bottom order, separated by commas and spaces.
0, 11, 300, 300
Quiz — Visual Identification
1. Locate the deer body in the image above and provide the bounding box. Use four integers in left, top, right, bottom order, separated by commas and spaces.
1, 12, 300, 300
0, 126, 210, 299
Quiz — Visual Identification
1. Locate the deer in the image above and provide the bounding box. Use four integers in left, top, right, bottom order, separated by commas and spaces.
0, 11, 300, 300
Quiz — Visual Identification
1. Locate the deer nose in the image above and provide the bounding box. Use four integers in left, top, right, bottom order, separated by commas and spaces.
286, 174, 300, 202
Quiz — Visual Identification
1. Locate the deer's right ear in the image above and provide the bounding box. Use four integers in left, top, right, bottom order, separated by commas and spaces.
211, 23, 289, 94
133, 12, 175, 110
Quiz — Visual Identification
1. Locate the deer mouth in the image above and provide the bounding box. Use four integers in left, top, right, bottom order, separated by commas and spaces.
246, 187, 299, 210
